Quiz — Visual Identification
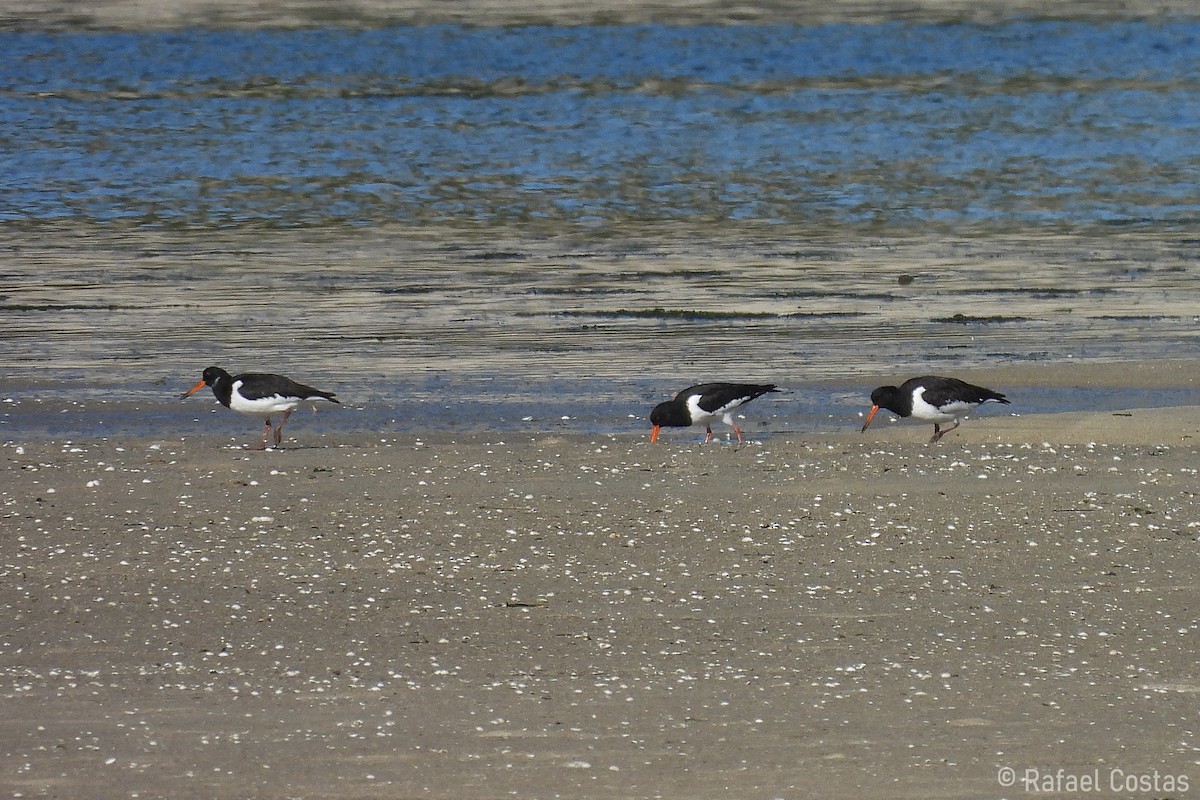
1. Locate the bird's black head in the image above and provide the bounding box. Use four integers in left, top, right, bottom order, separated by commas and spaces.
869, 385, 904, 414
650, 400, 689, 428
180, 366, 232, 400
201, 366, 230, 387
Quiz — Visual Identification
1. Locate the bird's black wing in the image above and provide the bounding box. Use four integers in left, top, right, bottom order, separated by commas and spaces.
916, 376, 1008, 408
691, 383, 778, 414
236, 373, 339, 403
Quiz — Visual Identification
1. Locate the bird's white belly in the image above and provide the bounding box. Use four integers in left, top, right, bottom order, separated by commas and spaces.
229, 385, 300, 417
910, 391, 970, 423
686, 395, 737, 426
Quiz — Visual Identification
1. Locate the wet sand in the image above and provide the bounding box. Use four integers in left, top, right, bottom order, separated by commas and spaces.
2, 361, 1198, 799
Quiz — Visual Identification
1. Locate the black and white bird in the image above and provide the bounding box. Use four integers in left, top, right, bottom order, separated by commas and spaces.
649, 382, 779, 444
861, 375, 1009, 443
181, 366, 339, 449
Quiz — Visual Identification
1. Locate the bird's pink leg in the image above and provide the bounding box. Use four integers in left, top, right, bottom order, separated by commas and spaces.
253, 418, 271, 450
732, 424, 744, 445
929, 420, 959, 443
273, 408, 294, 447
704, 426, 714, 443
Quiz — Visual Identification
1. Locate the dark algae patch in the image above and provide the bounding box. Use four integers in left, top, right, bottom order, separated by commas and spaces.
545, 309, 866, 321
933, 313, 1036, 324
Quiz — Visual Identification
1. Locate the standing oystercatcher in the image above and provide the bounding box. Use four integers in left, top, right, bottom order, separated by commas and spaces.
650, 382, 779, 444
861, 375, 1009, 443
181, 366, 339, 449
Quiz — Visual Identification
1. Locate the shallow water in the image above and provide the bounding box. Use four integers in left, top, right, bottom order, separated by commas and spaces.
2, 228, 1197, 439
6, 22, 1200, 231
1, 20, 1199, 438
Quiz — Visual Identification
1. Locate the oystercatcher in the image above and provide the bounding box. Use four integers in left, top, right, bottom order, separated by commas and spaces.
650, 382, 779, 444
181, 366, 339, 449
861, 375, 1009, 443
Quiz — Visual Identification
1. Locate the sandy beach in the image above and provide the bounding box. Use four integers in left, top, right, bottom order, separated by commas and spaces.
2, 365, 1198, 798
3, 3, 1199, 796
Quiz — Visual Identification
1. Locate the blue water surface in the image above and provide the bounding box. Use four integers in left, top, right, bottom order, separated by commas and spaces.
3, 21, 1200, 231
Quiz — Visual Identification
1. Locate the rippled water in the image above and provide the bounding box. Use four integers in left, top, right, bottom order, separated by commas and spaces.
2, 19, 1199, 438
6, 22, 1200, 230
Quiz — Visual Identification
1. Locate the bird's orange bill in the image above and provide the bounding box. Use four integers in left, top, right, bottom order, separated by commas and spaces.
860, 404, 880, 432
180, 379, 207, 399
650, 424, 661, 443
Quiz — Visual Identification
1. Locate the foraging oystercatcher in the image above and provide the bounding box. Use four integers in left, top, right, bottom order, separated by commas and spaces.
650, 382, 780, 444
181, 366, 339, 449
861, 375, 1009, 443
